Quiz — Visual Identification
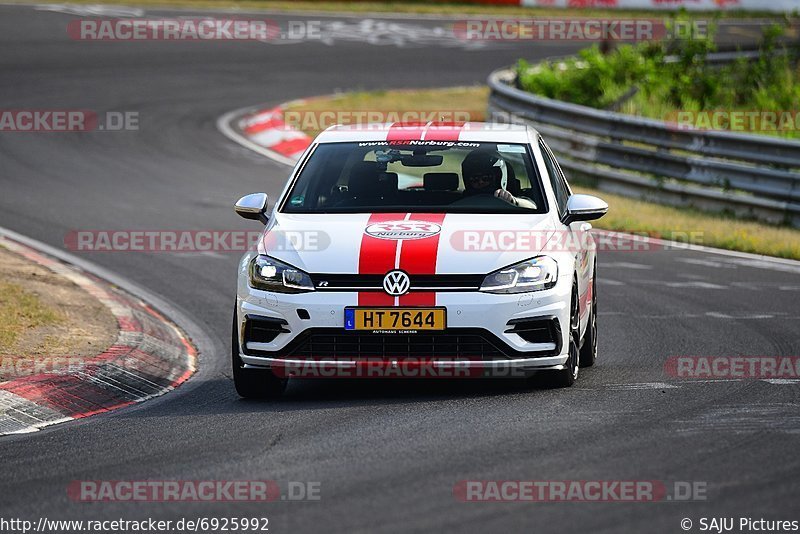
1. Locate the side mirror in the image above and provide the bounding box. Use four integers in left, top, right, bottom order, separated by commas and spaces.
235, 193, 269, 224
563, 194, 608, 225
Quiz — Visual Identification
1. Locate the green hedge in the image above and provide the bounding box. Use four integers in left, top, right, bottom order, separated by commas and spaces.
516, 22, 800, 138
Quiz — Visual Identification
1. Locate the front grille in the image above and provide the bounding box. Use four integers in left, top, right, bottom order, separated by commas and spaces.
287, 331, 506, 360
243, 327, 561, 361
310, 274, 483, 291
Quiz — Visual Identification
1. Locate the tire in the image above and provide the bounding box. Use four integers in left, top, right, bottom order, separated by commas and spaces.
541, 280, 580, 388
231, 308, 287, 399
579, 271, 597, 368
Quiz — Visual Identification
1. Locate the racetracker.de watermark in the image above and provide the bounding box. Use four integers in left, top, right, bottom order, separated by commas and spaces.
666, 110, 800, 133
270, 359, 529, 379
450, 230, 704, 253
63, 229, 703, 254
281, 110, 474, 132
0, 110, 138, 132
0, 356, 92, 379
452, 18, 708, 42
68, 18, 321, 41
665, 356, 800, 380
67, 480, 321, 502
453, 480, 707, 502
64, 230, 330, 253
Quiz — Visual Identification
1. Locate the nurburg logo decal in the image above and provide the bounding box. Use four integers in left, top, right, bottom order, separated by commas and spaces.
365, 220, 442, 240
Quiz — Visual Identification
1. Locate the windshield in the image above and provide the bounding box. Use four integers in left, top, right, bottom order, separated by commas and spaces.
280, 141, 548, 214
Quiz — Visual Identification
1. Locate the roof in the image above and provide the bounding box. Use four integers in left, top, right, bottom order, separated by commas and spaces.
313, 121, 536, 145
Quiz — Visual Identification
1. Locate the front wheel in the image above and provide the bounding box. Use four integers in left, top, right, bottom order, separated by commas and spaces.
540, 280, 580, 388
579, 272, 597, 368
232, 308, 287, 399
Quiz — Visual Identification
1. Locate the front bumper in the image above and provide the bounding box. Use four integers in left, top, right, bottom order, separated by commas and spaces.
236, 270, 573, 371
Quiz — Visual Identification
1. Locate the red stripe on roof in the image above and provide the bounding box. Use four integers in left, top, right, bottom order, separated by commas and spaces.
423, 122, 465, 142
387, 122, 427, 142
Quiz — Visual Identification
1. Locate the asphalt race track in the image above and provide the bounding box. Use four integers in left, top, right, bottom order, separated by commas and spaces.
1, 4, 798, 532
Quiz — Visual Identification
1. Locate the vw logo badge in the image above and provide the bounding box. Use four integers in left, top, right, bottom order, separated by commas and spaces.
383, 270, 411, 296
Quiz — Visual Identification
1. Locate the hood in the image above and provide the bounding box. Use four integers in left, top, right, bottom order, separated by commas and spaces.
261, 212, 556, 275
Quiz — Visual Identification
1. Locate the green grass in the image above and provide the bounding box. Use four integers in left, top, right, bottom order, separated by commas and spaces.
0, 282, 63, 349
572, 187, 800, 260
285, 86, 800, 259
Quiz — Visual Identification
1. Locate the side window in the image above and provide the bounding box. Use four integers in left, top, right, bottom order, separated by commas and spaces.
539, 139, 570, 215
548, 144, 573, 196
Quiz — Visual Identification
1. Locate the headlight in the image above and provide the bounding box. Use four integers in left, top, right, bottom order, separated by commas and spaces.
249, 255, 314, 293
480, 256, 558, 294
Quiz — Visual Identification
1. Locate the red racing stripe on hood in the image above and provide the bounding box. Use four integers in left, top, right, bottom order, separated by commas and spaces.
398, 213, 446, 307
358, 213, 402, 306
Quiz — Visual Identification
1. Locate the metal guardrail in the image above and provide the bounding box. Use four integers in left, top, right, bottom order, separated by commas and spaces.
487, 59, 800, 227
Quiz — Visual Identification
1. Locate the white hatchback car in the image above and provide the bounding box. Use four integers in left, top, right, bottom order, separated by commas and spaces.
233, 122, 607, 398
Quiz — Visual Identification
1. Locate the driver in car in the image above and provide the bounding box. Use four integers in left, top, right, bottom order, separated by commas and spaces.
462, 150, 537, 209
